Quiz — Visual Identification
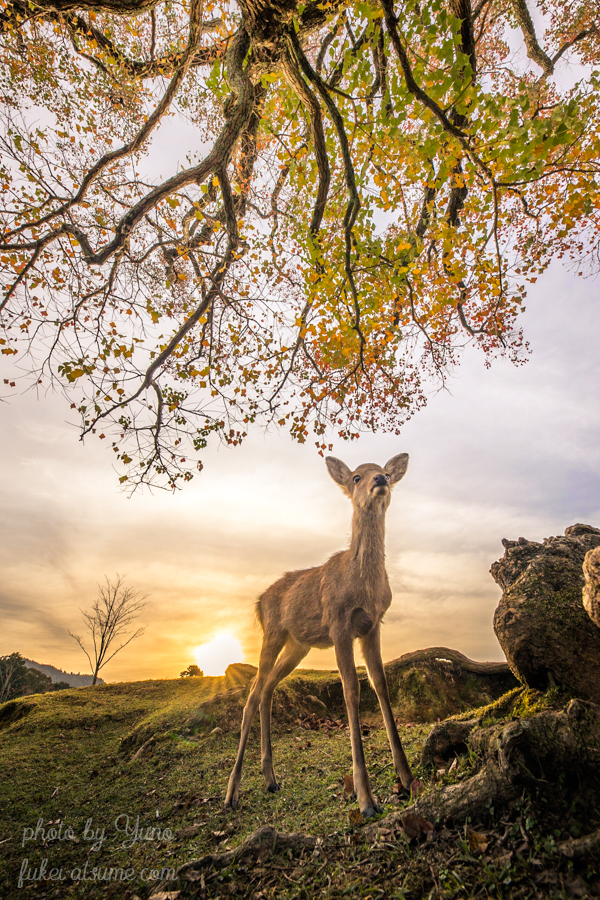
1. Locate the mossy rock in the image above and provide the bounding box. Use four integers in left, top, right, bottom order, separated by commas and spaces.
491, 523, 600, 701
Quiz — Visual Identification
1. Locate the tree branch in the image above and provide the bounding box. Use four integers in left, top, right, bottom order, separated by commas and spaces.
287, 29, 364, 356
3, 0, 207, 242
280, 54, 331, 235
508, 0, 553, 74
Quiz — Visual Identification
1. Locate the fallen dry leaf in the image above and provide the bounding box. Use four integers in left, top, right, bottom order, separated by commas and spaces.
410, 778, 422, 799
344, 774, 355, 795
392, 778, 406, 796
400, 812, 434, 841
177, 824, 203, 839
467, 827, 489, 853
348, 808, 363, 827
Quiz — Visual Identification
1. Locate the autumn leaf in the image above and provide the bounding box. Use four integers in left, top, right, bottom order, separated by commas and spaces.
348, 808, 362, 827
392, 778, 406, 796
400, 812, 434, 842
466, 827, 489, 854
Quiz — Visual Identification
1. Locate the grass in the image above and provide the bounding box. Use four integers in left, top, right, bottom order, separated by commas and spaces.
1, 670, 598, 899
0, 672, 430, 899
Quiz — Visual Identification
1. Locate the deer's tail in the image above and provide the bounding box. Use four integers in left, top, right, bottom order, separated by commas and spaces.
254, 598, 264, 631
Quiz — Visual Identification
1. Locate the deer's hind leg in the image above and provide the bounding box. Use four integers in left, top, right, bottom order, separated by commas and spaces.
360, 626, 415, 790
259, 637, 309, 792
225, 630, 287, 810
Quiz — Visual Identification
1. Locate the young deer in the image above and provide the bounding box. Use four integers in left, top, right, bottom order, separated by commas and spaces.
225, 453, 416, 817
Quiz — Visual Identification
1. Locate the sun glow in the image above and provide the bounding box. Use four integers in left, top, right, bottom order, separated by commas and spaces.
193, 634, 243, 677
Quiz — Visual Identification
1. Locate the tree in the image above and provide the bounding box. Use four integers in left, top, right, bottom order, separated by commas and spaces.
69, 575, 148, 684
180, 664, 204, 677
0, 652, 27, 702
0, 0, 597, 489
21, 667, 54, 695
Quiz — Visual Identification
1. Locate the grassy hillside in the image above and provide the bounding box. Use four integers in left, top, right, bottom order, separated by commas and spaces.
0, 667, 424, 899
1, 664, 597, 900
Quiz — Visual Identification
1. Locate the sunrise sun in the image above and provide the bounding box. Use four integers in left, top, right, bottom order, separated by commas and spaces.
194, 634, 243, 677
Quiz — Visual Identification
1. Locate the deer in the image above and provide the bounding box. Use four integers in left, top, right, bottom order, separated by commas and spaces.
224, 453, 418, 817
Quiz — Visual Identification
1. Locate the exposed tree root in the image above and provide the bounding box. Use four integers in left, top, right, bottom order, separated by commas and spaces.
558, 828, 600, 859
172, 825, 319, 881
386, 646, 513, 676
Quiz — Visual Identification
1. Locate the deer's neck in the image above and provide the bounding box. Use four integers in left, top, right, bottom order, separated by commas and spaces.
350, 507, 387, 581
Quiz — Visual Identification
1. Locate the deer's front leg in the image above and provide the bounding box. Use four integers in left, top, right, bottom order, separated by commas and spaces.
259, 638, 308, 792
360, 626, 416, 791
333, 629, 381, 818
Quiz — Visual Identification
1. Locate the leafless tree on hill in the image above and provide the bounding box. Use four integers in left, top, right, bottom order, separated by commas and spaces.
69, 575, 148, 685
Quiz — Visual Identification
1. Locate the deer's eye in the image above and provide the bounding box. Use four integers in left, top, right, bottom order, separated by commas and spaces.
353, 474, 361, 484
385, 473, 391, 482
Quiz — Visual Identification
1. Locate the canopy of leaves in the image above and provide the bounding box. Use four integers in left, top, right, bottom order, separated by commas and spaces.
0, 0, 598, 487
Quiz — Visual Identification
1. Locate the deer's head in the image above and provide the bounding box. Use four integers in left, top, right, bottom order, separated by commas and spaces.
325, 454, 409, 511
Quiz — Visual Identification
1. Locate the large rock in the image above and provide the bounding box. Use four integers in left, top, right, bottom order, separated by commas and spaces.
583, 546, 600, 628
491, 524, 600, 701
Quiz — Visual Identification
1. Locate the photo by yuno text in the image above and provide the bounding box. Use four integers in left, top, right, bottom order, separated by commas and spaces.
22, 814, 174, 851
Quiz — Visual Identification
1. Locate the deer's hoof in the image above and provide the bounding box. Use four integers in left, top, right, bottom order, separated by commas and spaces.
267, 782, 281, 793
224, 797, 238, 811
361, 800, 383, 819
361, 802, 383, 818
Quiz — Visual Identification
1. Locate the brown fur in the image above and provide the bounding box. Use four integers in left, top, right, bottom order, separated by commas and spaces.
225, 453, 416, 817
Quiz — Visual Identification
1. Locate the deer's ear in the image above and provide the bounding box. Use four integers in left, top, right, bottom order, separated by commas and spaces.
326, 456, 352, 488
384, 453, 409, 484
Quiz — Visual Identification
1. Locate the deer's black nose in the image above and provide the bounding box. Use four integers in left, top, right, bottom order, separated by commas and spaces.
373, 474, 387, 486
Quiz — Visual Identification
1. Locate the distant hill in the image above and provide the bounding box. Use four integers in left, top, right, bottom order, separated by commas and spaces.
23, 659, 104, 687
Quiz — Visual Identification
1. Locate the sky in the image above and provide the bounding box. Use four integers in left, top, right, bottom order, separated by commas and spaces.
1, 258, 598, 682
1, 36, 598, 684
